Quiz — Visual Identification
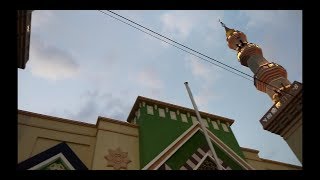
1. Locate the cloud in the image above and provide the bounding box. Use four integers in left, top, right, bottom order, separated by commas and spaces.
160, 11, 224, 41
160, 11, 195, 40
137, 67, 164, 96
31, 10, 54, 29
184, 55, 221, 110
68, 91, 132, 123
185, 55, 220, 82
240, 10, 301, 29
28, 35, 79, 80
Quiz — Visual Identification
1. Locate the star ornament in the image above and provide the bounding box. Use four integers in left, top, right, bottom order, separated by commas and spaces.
104, 147, 131, 170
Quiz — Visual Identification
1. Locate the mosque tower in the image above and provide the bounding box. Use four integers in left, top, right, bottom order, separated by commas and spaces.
220, 20, 302, 163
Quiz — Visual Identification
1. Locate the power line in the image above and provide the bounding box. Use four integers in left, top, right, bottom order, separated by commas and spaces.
97, 10, 294, 97
97, 10, 252, 81
106, 10, 252, 79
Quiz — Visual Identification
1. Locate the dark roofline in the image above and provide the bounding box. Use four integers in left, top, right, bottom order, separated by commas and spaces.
127, 96, 235, 125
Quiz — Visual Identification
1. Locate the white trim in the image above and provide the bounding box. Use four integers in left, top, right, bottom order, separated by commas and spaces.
194, 153, 227, 170
143, 124, 254, 170
159, 108, 165, 118
180, 166, 187, 170
181, 113, 188, 123
137, 108, 140, 119
186, 159, 196, 168
212, 121, 219, 130
154, 105, 158, 110
142, 102, 146, 107
221, 123, 229, 132
191, 116, 198, 125
191, 153, 201, 162
201, 118, 209, 128
29, 153, 75, 170
197, 148, 206, 156
147, 105, 154, 115
142, 123, 199, 170
193, 153, 208, 170
133, 117, 136, 124
170, 111, 177, 120
204, 129, 255, 170
165, 164, 172, 170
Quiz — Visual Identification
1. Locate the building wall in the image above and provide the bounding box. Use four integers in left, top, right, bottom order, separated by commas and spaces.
18, 109, 301, 170
18, 111, 139, 170
284, 118, 302, 163
91, 118, 140, 170
134, 100, 245, 168
241, 147, 302, 170
166, 131, 244, 170
18, 112, 97, 169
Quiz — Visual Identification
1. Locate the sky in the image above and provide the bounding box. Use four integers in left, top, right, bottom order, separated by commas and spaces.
18, 10, 302, 166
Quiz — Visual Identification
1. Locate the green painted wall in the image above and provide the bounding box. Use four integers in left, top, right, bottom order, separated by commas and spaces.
136, 102, 245, 168
206, 122, 245, 159
137, 105, 192, 167
165, 131, 244, 170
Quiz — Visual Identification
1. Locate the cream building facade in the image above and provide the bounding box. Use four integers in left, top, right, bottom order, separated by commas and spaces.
17, 96, 301, 170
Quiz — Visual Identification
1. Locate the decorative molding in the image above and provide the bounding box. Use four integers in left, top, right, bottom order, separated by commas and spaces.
104, 147, 131, 170
181, 113, 188, 123
212, 121, 219, 130
29, 153, 75, 170
17, 142, 87, 170
143, 125, 255, 170
126, 96, 235, 125
137, 109, 140, 119
201, 118, 209, 128
159, 108, 165, 118
191, 116, 197, 125
221, 123, 229, 132
154, 105, 158, 110
204, 129, 255, 170
147, 105, 154, 115
170, 111, 177, 120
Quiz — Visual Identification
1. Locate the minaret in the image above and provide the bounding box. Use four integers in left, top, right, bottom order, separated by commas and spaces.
219, 20, 291, 104
220, 20, 302, 163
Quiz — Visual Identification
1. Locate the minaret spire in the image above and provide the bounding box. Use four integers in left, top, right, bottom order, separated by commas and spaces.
219, 19, 236, 38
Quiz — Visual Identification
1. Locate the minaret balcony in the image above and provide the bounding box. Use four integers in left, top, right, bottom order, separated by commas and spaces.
259, 81, 302, 137
254, 63, 288, 92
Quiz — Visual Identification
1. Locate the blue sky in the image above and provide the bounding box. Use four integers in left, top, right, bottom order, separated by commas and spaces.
18, 10, 302, 166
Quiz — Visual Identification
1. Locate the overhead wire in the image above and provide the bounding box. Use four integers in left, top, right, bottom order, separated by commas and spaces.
98, 10, 252, 81
97, 10, 295, 97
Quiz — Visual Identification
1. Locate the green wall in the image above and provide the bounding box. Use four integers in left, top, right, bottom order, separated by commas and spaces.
136, 102, 245, 168
165, 131, 244, 170
137, 105, 192, 167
